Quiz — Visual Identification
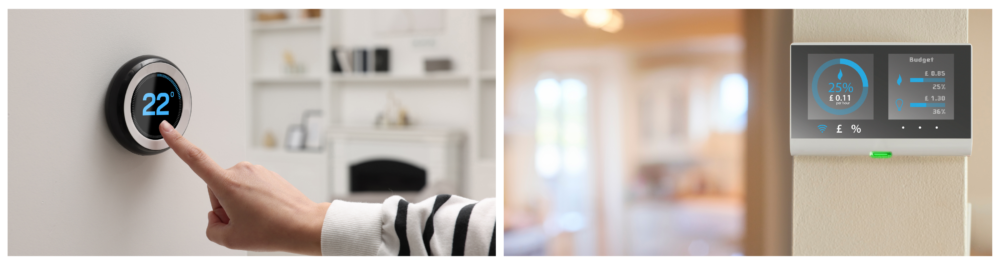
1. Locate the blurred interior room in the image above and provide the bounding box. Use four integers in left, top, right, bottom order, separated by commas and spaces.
246, 9, 497, 254
502, 9, 991, 256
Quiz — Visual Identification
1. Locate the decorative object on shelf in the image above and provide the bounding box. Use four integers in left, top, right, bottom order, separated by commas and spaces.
374, 47, 390, 73
330, 48, 343, 73
332, 46, 389, 74
399, 108, 410, 126
285, 124, 305, 151
424, 57, 452, 72
375, 92, 410, 127
263, 130, 277, 149
302, 110, 324, 151
303, 9, 321, 19
336, 48, 352, 73
352, 48, 369, 73
256, 10, 287, 22
282, 49, 306, 75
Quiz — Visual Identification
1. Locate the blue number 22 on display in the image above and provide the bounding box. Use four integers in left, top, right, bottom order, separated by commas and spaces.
142, 92, 170, 116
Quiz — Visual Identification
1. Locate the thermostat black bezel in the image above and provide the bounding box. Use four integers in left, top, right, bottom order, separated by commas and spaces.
105, 55, 189, 155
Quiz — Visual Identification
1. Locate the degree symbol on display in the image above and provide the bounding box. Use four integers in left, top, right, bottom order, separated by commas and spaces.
812, 58, 869, 115
895, 99, 903, 111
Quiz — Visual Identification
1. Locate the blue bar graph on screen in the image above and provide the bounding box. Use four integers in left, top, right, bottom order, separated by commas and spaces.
910, 78, 946, 83
909, 103, 946, 108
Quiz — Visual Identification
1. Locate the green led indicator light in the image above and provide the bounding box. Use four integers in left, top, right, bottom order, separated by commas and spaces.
870, 151, 892, 159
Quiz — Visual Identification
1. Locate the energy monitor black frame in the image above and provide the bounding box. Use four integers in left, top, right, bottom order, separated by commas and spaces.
105, 55, 192, 155
790, 43, 971, 155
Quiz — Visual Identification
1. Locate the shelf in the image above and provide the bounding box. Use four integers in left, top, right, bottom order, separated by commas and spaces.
252, 20, 322, 32
328, 126, 463, 142
252, 76, 322, 84
475, 158, 497, 168
480, 9, 496, 18
479, 70, 496, 80
248, 148, 326, 162
246, 10, 496, 202
329, 74, 470, 84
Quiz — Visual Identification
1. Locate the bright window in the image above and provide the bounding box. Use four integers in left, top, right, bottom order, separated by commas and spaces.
534, 78, 589, 234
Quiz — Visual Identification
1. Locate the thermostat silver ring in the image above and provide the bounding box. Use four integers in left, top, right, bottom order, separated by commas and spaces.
122, 62, 192, 150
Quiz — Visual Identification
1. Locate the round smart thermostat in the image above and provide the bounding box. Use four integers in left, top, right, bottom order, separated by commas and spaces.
105, 55, 191, 155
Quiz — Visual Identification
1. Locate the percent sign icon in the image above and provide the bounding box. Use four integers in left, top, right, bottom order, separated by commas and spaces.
851, 124, 861, 133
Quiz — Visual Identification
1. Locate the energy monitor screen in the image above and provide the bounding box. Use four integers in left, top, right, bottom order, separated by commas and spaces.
888, 54, 953, 120
790, 44, 971, 156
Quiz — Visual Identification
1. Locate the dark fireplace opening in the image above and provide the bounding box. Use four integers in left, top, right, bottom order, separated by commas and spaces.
350, 159, 427, 192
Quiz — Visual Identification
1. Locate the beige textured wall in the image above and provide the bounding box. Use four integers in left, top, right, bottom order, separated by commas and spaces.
792, 9, 969, 256
794, 10, 967, 42
967, 9, 992, 256
793, 156, 967, 255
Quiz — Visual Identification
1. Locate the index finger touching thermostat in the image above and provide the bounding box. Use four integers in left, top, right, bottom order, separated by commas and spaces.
105, 55, 192, 155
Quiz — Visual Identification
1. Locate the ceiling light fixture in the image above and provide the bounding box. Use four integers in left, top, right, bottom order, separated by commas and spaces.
583, 9, 613, 28
560, 9, 586, 19
562, 9, 624, 33
601, 10, 623, 33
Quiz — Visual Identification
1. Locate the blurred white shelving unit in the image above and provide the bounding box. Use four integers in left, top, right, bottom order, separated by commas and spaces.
251, 76, 322, 84
251, 19, 322, 31
246, 9, 496, 206
330, 73, 471, 83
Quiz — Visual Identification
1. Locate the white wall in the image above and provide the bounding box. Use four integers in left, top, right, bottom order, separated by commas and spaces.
8, 10, 246, 255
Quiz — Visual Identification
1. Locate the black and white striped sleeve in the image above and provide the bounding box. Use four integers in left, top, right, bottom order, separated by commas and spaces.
320, 195, 496, 256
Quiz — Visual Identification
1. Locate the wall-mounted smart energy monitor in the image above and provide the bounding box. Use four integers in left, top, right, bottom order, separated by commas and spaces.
105, 55, 192, 155
790, 43, 971, 156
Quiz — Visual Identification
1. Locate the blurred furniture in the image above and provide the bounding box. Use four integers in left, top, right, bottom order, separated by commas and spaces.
246, 10, 496, 204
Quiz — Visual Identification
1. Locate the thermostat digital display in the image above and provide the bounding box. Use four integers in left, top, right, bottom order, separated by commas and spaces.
131, 73, 183, 139
790, 44, 971, 156
105, 55, 192, 155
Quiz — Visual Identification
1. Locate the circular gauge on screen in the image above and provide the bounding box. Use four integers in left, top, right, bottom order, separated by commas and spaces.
805, 54, 874, 120
811, 58, 870, 115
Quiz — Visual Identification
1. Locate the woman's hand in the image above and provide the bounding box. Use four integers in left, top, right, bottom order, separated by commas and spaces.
160, 121, 330, 255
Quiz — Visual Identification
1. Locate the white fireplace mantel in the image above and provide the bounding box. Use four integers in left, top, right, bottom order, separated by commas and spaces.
327, 126, 464, 200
